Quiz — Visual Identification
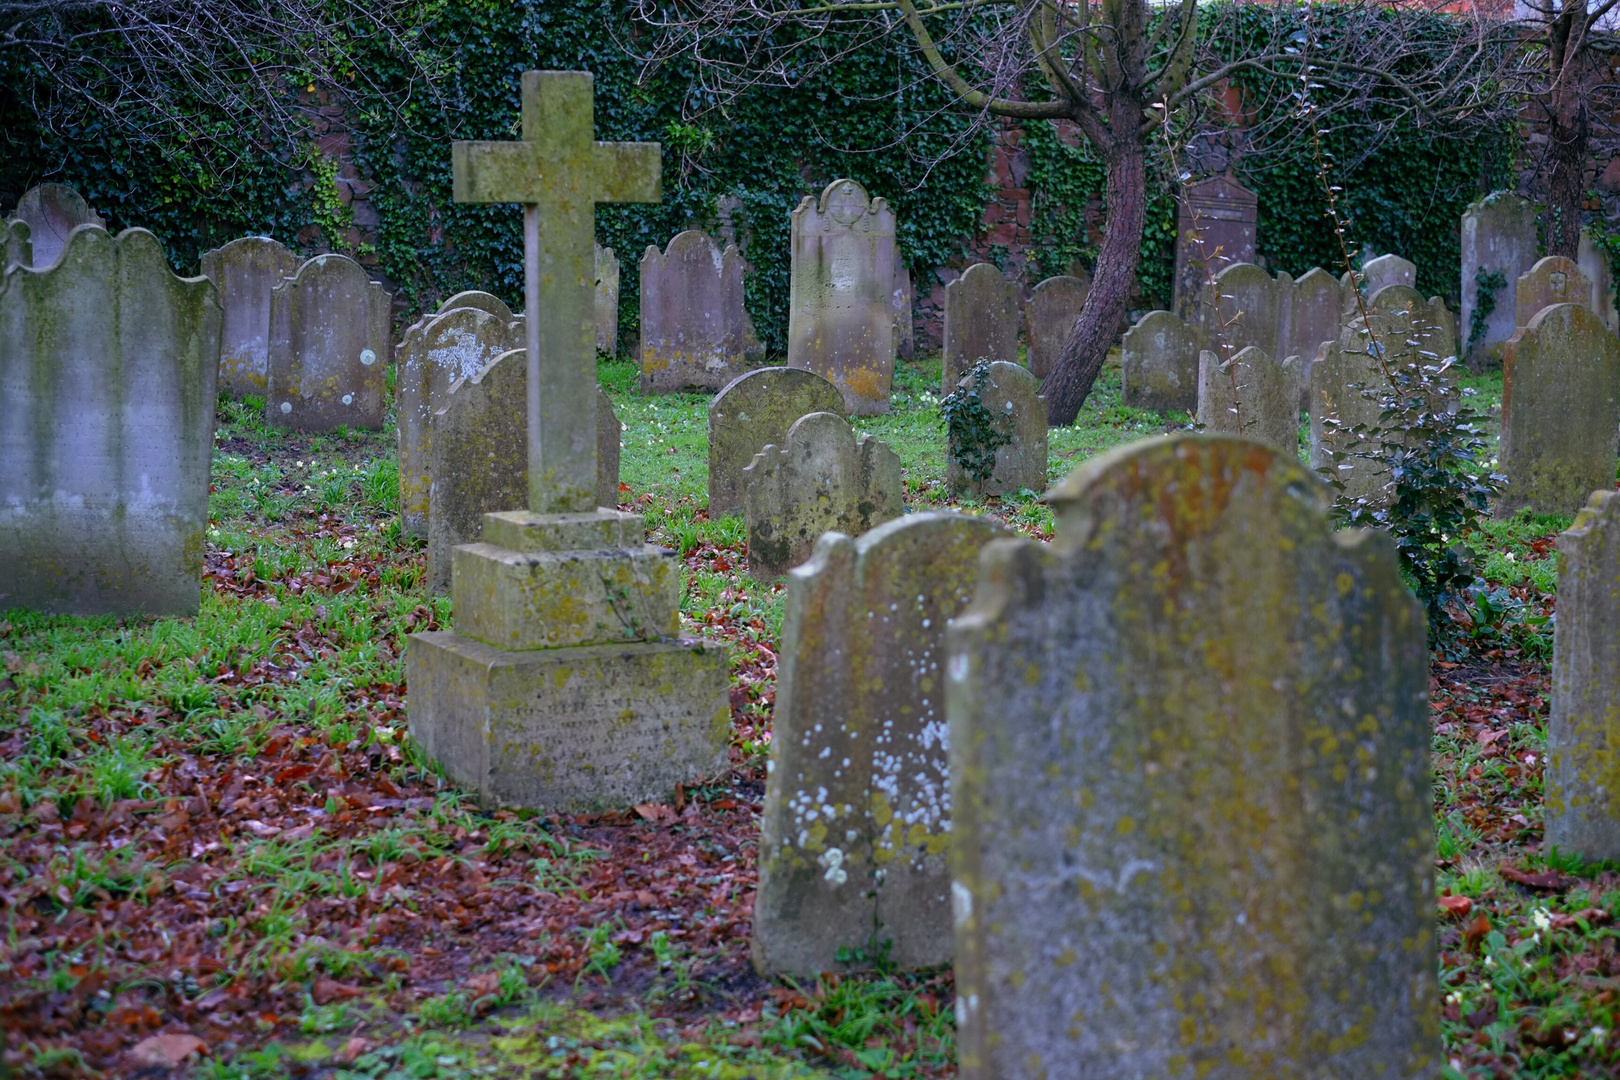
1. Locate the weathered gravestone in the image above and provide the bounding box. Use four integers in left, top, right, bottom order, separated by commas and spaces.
408, 71, 728, 812
1172, 176, 1258, 321
639, 230, 749, 393
427, 348, 622, 591
945, 433, 1437, 1080
0, 227, 220, 615
436, 289, 515, 321
1197, 346, 1300, 454
1369, 285, 1460, 372
707, 367, 847, 518
1121, 310, 1200, 412
787, 179, 897, 415
266, 253, 391, 432
1197, 262, 1283, 369
11, 184, 105, 269
1517, 256, 1592, 327
1579, 228, 1619, 333
3, 219, 31, 269
1024, 274, 1088, 380
1546, 490, 1620, 861
1282, 266, 1346, 399
753, 511, 1004, 978
200, 236, 300, 397
1461, 194, 1538, 362
942, 262, 1019, 394
595, 243, 619, 354
1499, 303, 1620, 517
398, 306, 518, 539
743, 412, 903, 579
892, 261, 915, 359
946, 362, 1048, 497
1362, 253, 1417, 298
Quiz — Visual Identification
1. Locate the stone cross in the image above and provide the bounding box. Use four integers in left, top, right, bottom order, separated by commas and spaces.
452, 71, 660, 513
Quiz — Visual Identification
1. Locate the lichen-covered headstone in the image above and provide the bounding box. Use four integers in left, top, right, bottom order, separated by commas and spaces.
266, 253, 390, 432
1462, 194, 1538, 363
754, 512, 1004, 978
707, 367, 847, 518
1547, 490, 1620, 861
427, 347, 622, 591
0, 227, 219, 615
1197, 345, 1299, 453
1579, 228, 1619, 333
200, 236, 300, 397
1122, 310, 1200, 411
436, 290, 515, 321
398, 307, 519, 538
946, 433, 1437, 1080
946, 362, 1048, 497
742, 412, 903, 579
892, 260, 915, 359
2, 219, 31, 269
787, 179, 897, 415
595, 243, 619, 355
11, 184, 105, 269
942, 262, 1019, 394
1516, 256, 1592, 328
1499, 303, 1620, 517
1172, 176, 1257, 321
1025, 275, 1088, 380
639, 230, 750, 393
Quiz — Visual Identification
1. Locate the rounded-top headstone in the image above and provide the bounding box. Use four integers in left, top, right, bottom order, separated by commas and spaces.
11, 183, 105, 269
1025, 274, 1088, 380
199, 236, 301, 397
943, 262, 1019, 393
707, 366, 848, 518
436, 290, 516, 323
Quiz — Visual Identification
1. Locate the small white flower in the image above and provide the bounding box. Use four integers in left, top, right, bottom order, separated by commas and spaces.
1504, 551, 1516, 562
1445, 991, 1462, 1006
1485, 955, 1495, 968
1594, 1027, 1609, 1043
1481, 979, 1492, 992
1533, 907, 1552, 931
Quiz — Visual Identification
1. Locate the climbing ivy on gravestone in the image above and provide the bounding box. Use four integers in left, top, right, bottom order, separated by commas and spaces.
942, 360, 1013, 482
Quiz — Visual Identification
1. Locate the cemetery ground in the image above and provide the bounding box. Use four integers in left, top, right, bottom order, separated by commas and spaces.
0, 353, 1611, 1080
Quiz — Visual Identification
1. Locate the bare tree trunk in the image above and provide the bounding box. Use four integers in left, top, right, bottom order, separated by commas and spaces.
1543, 6, 1590, 259
1042, 138, 1146, 426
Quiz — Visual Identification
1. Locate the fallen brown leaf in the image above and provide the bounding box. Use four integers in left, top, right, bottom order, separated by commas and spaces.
128, 1033, 207, 1068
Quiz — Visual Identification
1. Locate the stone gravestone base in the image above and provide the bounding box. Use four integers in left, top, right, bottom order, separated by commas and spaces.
409, 509, 729, 810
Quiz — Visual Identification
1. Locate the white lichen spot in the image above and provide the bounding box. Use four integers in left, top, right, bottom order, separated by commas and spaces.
818, 848, 848, 885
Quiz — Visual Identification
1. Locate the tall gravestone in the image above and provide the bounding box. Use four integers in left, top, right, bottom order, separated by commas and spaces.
942, 262, 1019, 393
787, 179, 897, 415
427, 347, 621, 591
707, 367, 847, 518
1516, 256, 1592, 327
639, 230, 749, 393
1172, 176, 1257, 321
1579, 228, 1618, 333
892, 261, 915, 359
398, 306, 519, 539
946, 434, 1437, 1080
1024, 275, 1088, 380
742, 412, 904, 579
1461, 194, 1538, 363
266, 253, 391, 432
1547, 490, 1620, 861
0, 227, 220, 615
595, 243, 619, 355
946, 362, 1048, 497
1121, 310, 1200, 411
3, 219, 32, 270
754, 512, 1004, 978
11, 184, 105, 269
1499, 303, 1620, 517
408, 71, 729, 812
200, 236, 300, 397
1197, 346, 1299, 454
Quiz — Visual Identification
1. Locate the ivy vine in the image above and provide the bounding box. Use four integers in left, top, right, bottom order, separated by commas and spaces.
942, 360, 1012, 482
1467, 267, 1508, 354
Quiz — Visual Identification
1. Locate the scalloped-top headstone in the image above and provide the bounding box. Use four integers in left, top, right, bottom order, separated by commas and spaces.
707, 367, 848, 518
754, 512, 1004, 978
1547, 490, 1620, 861
742, 412, 903, 579
943, 262, 1019, 393
1122, 310, 1200, 411
200, 236, 300, 397
1197, 345, 1299, 453
1516, 256, 1592, 328
398, 306, 520, 538
1462, 194, 1538, 362
946, 361, 1048, 497
2, 219, 31, 270
787, 179, 897, 415
945, 433, 1437, 1080
1499, 303, 1620, 517
639, 230, 750, 393
266, 253, 391, 432
595, 243, 619, 355
1025, 275, 1088, 380
11, 184, 105, 269
0, 226, 220, 615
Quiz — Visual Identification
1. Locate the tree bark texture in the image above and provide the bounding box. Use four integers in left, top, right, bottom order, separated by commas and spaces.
1543, 5, 1591, 260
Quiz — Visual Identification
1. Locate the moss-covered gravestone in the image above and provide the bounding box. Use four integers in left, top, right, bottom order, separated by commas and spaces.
595, 243, 619, 354
754, 512, 1004, 978
742, 412, 903, 579
1121, 309, 1200, 412
266, 253, 391, 432
1284, 266, 1345, 402
945, 361, 1048, 497
408, 71, 728, 812
1196, 345, 1299, 453
1197, 262, 1282, 358
1499, 303, 1620, 517
1025, 274, 1087, 380
946, 434, 1437, 1080
942, 262, 1018, 394
200, 236, 300, 397
0, 227, 220, 615
2, 219, 29, 269
11, 183, 104, 269
1548, 490, 1620, 860
707, 367, 847, 518
639, 230, 750, 393
1461, 194, 1537, 363
1516, 256, 1592, 327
